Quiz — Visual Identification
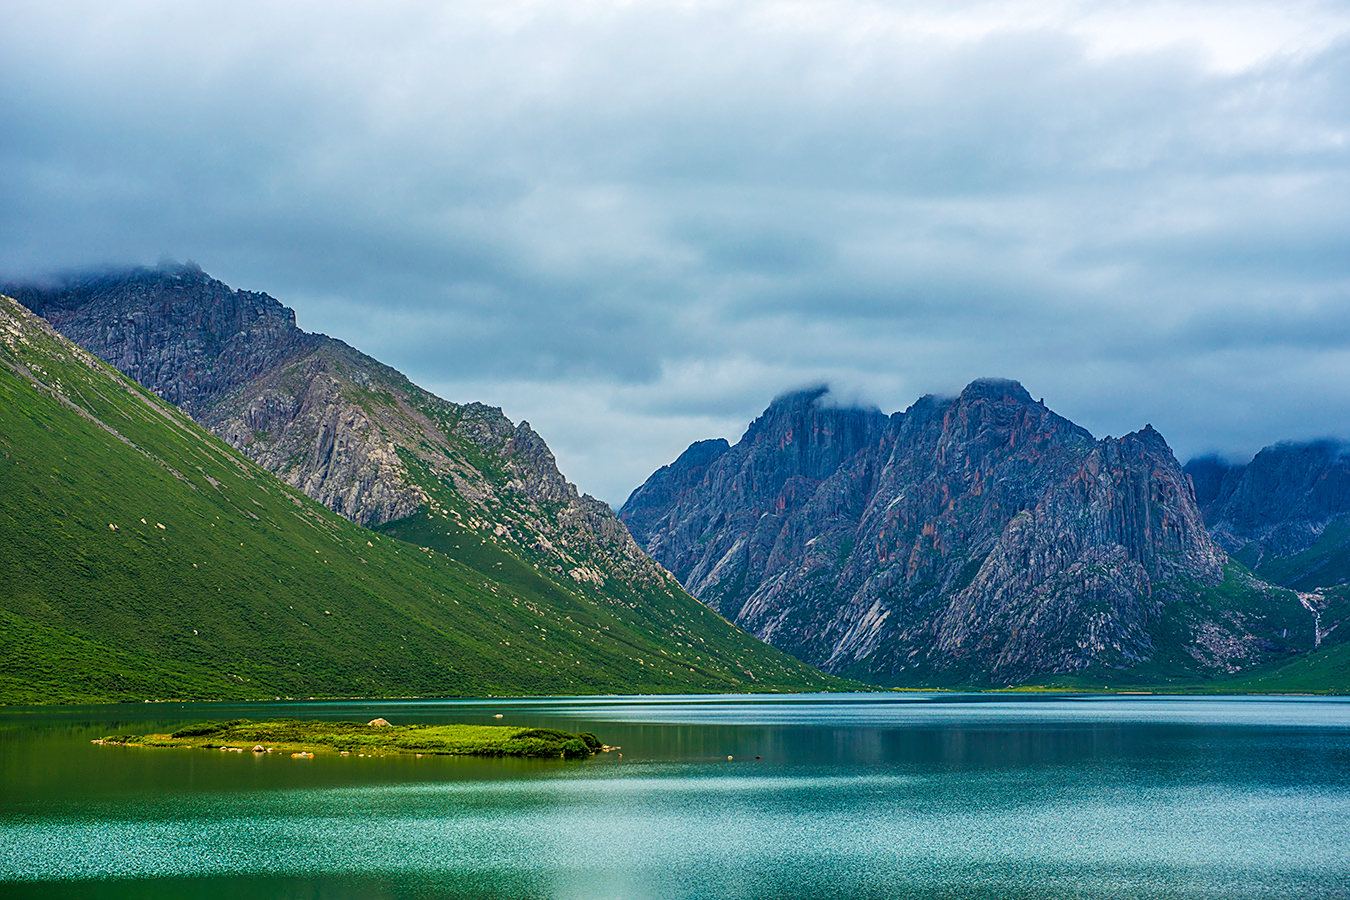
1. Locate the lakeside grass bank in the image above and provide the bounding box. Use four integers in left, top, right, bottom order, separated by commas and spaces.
96, 718, 609, 759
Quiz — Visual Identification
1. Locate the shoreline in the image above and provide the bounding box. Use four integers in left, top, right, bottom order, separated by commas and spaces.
4, 686, 1345, 712
95, 718, 610, 759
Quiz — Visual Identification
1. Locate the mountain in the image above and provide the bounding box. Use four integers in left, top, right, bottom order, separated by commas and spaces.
0, 292, 839, 704
621, 380, 1315, 687
6, 263, 724, 641
1186, 441, 1350, 591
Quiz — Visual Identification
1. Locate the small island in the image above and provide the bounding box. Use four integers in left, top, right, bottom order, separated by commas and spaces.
95, 718, 609, 759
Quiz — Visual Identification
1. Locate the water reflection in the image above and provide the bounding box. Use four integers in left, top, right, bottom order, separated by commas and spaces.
1, 694, 1346, 898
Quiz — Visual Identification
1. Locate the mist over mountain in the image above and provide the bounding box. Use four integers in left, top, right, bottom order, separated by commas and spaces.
1186, 440, 1350, 592
9, 262, 1346, 691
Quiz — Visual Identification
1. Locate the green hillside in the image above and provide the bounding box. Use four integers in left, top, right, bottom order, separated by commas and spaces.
0, 295, 842, 705
1218, 641, 1350, 694
1236, 518, 1350, 592
1215, 586, 1350, 693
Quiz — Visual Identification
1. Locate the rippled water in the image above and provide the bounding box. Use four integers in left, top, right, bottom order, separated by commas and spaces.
1, 694, 1347, 897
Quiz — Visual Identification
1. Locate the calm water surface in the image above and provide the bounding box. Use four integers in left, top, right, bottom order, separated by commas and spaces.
1, 693, 1347, 898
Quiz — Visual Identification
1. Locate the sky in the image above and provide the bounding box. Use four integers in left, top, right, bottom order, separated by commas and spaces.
2, 1, 1349, 504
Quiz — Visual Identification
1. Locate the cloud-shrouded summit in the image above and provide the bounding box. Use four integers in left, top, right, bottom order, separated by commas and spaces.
2, 0, 1349, 502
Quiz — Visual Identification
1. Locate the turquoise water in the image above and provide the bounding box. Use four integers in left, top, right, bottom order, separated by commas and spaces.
1, 694, 1347, 897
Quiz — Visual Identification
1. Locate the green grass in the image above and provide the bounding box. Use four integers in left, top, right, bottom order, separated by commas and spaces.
1250, 517, 1350, 591
98, 718, 605, 758
374, 453, 855, 694
1211, 585, 1350, 693
0, 296, 843, 705
1217, 640, 1350, 694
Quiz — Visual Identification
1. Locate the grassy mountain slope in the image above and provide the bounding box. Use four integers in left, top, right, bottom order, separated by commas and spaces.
1214, 585, 1350, 693
10, 265, 835, 692
1219, 641, 1350, 694
1234, 517, 1350, 591
0, 295, 841, 704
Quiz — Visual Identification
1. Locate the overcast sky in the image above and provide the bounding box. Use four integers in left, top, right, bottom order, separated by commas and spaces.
3, 1, 1349, 503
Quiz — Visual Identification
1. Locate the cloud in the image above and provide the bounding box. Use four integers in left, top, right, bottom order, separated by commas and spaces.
1, 0, 1349, 502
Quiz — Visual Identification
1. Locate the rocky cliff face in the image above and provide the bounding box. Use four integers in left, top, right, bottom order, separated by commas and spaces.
11, 263, 318, 415
1186, 440, 1350, 590
623, 380, 1311, 684
8, 263, 675, 602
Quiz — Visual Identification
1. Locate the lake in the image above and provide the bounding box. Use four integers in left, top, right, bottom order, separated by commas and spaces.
1, 694, 1347, 898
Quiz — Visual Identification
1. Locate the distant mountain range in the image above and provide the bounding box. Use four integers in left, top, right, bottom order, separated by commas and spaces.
622, 382, 1349, 688
0, 269, 838, 704
5, 263, 1346, 694
1186, 441, 1350, 591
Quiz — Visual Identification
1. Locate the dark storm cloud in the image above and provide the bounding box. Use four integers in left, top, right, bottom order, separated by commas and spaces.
2, 1, 1349, 501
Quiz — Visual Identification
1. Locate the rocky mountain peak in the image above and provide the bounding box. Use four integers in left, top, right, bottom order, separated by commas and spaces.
11, 266, 679, 607
765, 384, 832, 409
917, 378, 1092, 478
619, 438, 732, 541
1184, 454, 1239, 511
622, 381, 1306, 685
504, 420, 578, 506
1208, 439, 1350, 527
4, 263, 312, 414
675, 438, 733, 467
1120, 423, 1172, 454
955, 376, 1034, 405
745, 385, 876, 440
739, 385, 888, 476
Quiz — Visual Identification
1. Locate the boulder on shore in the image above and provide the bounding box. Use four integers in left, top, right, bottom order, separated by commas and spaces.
367, 718, 392, 727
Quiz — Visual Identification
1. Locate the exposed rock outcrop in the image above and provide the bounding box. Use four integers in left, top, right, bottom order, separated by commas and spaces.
8, 263, 673, 598
9, 262, 317, 415
1186, 440, 1350, 589
622, 381, 1308, 684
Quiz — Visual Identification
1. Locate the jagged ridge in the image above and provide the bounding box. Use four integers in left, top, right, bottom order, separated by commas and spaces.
622, 381, 1314, 685
0, 293, 841, 703
8, 264, 690, 618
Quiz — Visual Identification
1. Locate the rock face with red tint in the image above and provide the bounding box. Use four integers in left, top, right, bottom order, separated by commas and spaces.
623, 380, 1310, 685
